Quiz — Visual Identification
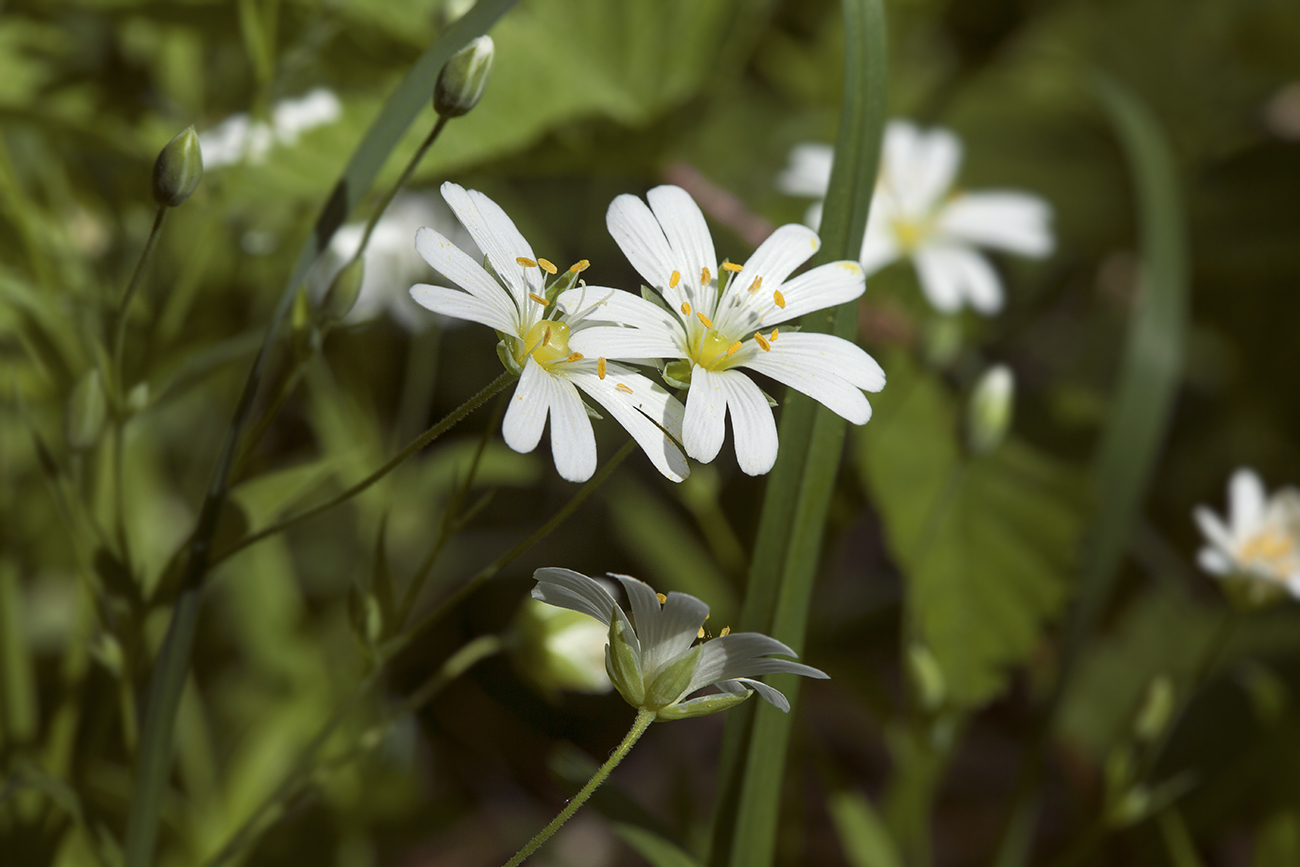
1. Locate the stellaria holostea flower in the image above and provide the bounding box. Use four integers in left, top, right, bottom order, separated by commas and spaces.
199, 88, 342, 169
777, 121, 1054, 314
1195, 468, 1300, 605
563, 185, 884, 476
531, 568, 828, 720
409, 182, 689, 484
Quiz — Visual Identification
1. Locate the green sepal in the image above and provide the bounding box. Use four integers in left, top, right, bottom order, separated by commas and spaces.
644, 644, 701, 711
545, 268, 580, 307
661, 359, 693, 390
759, 386, 779, 409
639, 284, 674, 315
496, 339, 524, 376
606, 617, 644, 708
582, 399, 603, 421
657, 688, 751, 721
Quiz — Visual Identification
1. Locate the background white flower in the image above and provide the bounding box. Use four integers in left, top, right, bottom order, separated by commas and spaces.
1195, 468, 1300, 600
199, 88, 342, 169
777, 121, 1054, 315
563, 185, 884, 476
531, 568, 828, 719
409, 182, 690, 484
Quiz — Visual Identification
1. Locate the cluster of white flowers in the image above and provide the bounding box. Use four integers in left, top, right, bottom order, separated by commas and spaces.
1195, 468, 1300, 605
778, 121, 1054, 315
409, 181, 885, 482
199, 88, 343, 169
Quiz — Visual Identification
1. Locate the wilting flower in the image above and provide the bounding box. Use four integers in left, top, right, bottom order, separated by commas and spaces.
777, 121, 1054, 314
199, 88, 342, 169
531, 568, 828, 720
1195, 468, 1300, 605
409, 182, 689, 484
564, 185, 884, 476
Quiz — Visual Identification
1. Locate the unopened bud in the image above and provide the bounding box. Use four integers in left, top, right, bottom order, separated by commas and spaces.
434, 36, 494, 118
967, 364, 1014, 454
66, 369, 107, 451
152, 126, 203, 207
1133, 675, 1175, 743
321, 257, 365, 325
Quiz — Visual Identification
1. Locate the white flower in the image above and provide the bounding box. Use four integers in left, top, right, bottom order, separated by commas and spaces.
561, 185, 884, 476
409, 182, 690, 484
319, 192, 479, 331
1195, 468, 1300, 602
777, 121, 1054, 315
199, 88, 342, 169
531, 568, 828, 720
514, 598, 613, 695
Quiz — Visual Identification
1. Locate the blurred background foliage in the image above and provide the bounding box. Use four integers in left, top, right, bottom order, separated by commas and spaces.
2, 0, 1300, 865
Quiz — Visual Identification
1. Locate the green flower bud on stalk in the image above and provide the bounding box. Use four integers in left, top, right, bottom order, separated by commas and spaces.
434, 36, 494, 118
320, 258, 366, 325
66, 369, 107, 451
967, 363, 1014, 455
152, 126, 203, 207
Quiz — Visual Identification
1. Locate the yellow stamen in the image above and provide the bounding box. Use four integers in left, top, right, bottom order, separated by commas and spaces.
569, 259, 591, 273
681, 301, 691, 316
769, 328, 779, 342
1242, 529, 1297, 570
773, 289, 786, 309
749, 275, 763, 293
754, 333, 771, 351
516, 256, 537, 268
701, 266, 711, 286
721, 261, 743, 272
656, 592, 667, 604
537, 257, 558, 275
725, 341, 742, 356
616, 383, 634, 394
696, 312, 714, 328
669, 270, 681, 288
698, 626, 705, 639
720, 626, 731, 637
565, 352, 584, 362
597, 357, 607, 379
528, 292, 549, 306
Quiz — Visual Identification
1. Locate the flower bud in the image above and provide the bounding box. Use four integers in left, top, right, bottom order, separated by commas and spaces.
66, 369, 107, 451
434, 36, 494, 118
320, 257, 365, 325
967, 364, 1014, 455
152, 126, 204, 207
513, 599, 613, 696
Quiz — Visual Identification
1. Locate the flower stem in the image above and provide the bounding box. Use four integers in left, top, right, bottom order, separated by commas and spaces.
349, 115, 448, 270
113, 205, 168, 394
502, 709, 656, 867
213, 369, 514, 564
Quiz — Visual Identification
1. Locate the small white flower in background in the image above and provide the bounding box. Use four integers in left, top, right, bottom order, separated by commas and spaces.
514, 598, 613, 696
531, 568, 828, 720
319, 192, 479, 331
564, 185, 884, 476
777, 121, 1054, 315
409, 182, 690, 484
1195, 468, 1300, 605
199, 88, 343, 169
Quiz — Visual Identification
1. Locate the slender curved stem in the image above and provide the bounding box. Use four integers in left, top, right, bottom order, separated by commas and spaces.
350, 116, 448, 270
112, 205, 168, 394
503, 709, 656, 867
213, 370, 514, 564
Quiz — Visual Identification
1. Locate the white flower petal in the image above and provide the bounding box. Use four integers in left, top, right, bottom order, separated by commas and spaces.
726, 677, 790, 712
502, 358, 551, 455
413, 227, 518, 326
546, 369, 598, 483
914, 244, 1004, 314
532, 568, 618, 626
1197, 547, 1233, 576
683, 366, 729, 464
1229, 468, 1266, 540
1194, 506, 1236, 556
742, 333, 883, 424
688, 632, 826, 696
860, 210, 901, 275
647, 185, 717, 311
805, 200, 824, 232
568, 326, 685, 360
757, 260, 866, 328
715, 370, 779, 476
557, 285, 678, 332
887, 123, 962, 218
938, 192, 1054, 258
569, 364, 690, 483
610, 575, 673, 664
733, 224, 821, 295
440, 181, 542, 307
776, 143, 834, 198
409, 283, 516, 333
606, 193, 689, 309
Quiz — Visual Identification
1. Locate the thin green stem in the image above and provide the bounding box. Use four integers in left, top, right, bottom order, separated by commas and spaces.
213, 370, 514, 564
502, 709, 656, 867
113, 205, 168, 395
392, 438, 636, 655
231, 355, 311, 482
350, 116, 448, 270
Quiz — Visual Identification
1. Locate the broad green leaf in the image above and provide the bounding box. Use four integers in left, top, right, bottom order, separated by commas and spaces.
828, 788, 904, 867
857, 355, 1084, 707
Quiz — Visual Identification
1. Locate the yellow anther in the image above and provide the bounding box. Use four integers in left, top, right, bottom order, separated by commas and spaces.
528, 292, 550, 306
616, 383, 634, 394
569, 259, 591, 273
669, 270, 681, 288
773, 290, 786, 309
720, 626, 731, 637
726, 341, 742, 356
597, 357, 607, 379
516, 256, 538, 268
565, 352, 584, 362
701, 266, 711, 286
698, 626, 705, 639
538, 258, 558, 275
721, 261, 743, 272
696, 312, 714, 328
749, 275, 763, 293
656, 592, 667, 604
754, 333, 771, 351
769, 328, 778, 342
680, 301, 691, 316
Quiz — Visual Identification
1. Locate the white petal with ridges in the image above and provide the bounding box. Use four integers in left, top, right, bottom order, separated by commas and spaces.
440, 182, 542, 308
413, 227, 515, 322
502, 359, 551, 454
546, 368, 598, 483
683, 366, 729, 464
568, 325, 685, 361
409, 284, 516, 333
532, 567, 618, 626
606, 193, 691, 311
755, 260, 866, 328
715, 370, 779, 475
647, 185, 717, 312
742, 335, 881, 425
569, 363, 689, 483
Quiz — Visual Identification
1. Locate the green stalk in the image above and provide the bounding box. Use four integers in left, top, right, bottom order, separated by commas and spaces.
502, 710, 656, 867
113, 205, 167, 394
708, 2, 887, 864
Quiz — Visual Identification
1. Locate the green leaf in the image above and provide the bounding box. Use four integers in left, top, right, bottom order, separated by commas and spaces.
857, 356, 1084, 707
613, 824, 703, 867
827, 788, 904, 867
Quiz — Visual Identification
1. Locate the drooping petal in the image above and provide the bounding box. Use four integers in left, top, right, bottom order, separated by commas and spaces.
440, 182, 542, 307
413, 227, 518, 328
715, 370, 779, 476
647, 185, 717, 313
683, 366, 729, 464
409, 283, 516, 333
532, 568, 618, 626
687, 632, 821, 695
776, 143, 834, 198
937, 192, 1054, 258
753, 260, 866, 328
742, 334, 881, 424
569, 363, 690, 483
606, 193, 690, 311
1229, 469, 1267, 541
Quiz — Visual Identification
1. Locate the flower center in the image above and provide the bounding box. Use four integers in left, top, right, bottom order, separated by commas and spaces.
893, 218, 926, 251
1240, 527, 1298, 579
522, 319, 572, 367
694, 330, 735, 370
